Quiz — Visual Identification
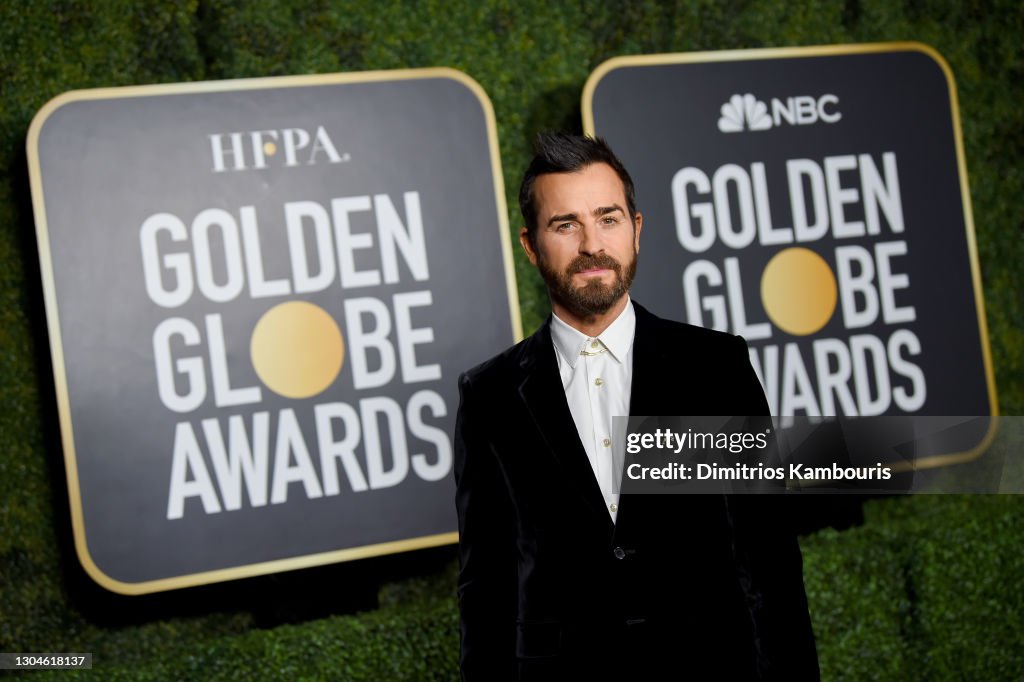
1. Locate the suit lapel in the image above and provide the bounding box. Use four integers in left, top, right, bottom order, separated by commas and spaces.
614, 303, 676, 540
518, 320, 614, 530
628, 303, 670, 417
627, 302, 708, 416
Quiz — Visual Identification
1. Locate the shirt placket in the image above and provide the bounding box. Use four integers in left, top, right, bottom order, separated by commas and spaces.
587, 349, 612, 509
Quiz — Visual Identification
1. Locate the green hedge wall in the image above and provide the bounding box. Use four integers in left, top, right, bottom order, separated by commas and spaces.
1, 1, 1021, 679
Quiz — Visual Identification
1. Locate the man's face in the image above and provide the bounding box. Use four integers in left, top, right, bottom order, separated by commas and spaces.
520, 162, 642, 319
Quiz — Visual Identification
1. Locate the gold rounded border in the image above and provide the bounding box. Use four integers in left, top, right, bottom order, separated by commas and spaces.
582, 42, 999, 470
26, 68, 521, 595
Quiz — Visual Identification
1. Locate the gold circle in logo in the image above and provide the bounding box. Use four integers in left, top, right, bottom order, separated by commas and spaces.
250, 301, 344, 398
263, 141, 277, 156
760, 247, 838, 336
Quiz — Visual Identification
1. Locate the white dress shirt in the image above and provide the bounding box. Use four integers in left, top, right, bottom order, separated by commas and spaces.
550, 298, 636, 523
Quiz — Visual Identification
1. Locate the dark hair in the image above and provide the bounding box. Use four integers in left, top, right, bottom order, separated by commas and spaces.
518, 132, 637, 245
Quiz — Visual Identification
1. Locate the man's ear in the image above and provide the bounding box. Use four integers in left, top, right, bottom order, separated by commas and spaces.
633, 212, 643, 253
519, 227, 539, 266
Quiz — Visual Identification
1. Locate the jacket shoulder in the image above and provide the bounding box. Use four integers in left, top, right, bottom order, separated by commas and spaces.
638, 304, 748, 353
458, 332, 537, 388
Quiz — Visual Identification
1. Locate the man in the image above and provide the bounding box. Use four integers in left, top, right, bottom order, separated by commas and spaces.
454, 133, 818, 680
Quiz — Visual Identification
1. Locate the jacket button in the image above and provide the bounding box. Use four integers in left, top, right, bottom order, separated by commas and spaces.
613, 546, 626, 560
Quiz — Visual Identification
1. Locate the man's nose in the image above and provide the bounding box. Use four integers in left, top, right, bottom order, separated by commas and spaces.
578, 221, 603, 254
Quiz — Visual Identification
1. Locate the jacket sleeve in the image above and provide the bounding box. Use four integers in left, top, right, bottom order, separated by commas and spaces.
453, 372, 518, 681
727, 334, 821, 680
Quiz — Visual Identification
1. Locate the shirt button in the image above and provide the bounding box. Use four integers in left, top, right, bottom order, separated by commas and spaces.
613, 546, 626, 560
602, 438, 611, 447
590, 340, 600, 349
594, 377, 603, 386
610, 503, 618, 513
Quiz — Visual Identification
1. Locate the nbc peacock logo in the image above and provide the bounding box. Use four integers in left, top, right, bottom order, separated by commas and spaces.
718, 94, 773, 133
718, 92, 842, 133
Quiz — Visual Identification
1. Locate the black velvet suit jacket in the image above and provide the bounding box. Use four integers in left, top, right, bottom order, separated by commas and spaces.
454, 302, 819, 681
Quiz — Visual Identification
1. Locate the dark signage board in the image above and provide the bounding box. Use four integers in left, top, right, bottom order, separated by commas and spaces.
28, 69, 520, 594
584, 43, 996, 467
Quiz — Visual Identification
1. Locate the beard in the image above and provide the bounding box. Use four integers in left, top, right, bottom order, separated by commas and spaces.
537, 250, 637, 319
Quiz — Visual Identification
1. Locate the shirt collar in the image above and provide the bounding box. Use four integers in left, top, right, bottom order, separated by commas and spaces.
551, 297, 636, 369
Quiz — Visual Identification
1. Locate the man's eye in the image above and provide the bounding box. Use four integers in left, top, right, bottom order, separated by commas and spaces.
602, 216, 619, 225
556, 222, 575, 231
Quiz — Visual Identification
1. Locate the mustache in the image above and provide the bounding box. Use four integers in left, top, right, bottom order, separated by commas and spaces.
567, 253, 621, 274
